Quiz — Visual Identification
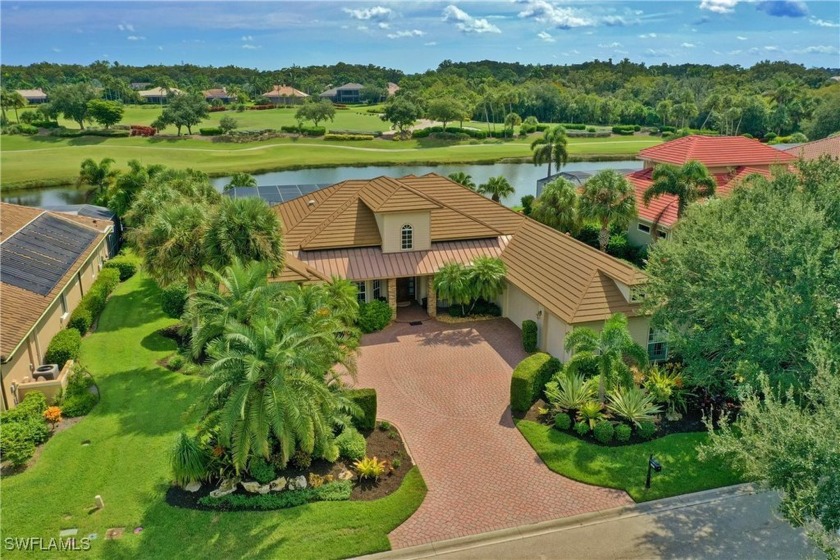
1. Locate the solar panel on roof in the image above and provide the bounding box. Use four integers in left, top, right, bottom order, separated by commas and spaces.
0, 214, 98, 296
223, 183, 334, 205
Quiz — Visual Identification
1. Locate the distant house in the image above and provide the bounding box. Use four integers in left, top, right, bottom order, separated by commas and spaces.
0, 203, 113, 410
15, 89, 47, 104
319, 82, 364, 104
625, 135, 795, 246
42, 204, 122, 258
387, 82, 400, 97
263, 85, 309, 105
203, 88, 233, 104
138, 86, 184, 104
783, 136, 840, 161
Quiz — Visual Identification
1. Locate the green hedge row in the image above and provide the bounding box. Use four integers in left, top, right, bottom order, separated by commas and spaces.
324, 133, 375, 141
67, 268, 120, 335
358, 300, 392, 333
43, 328, 82, 367
279, 125, 326, 136
198, 480, 352, 510
522, 320, 538, 352
412, 126, 489, 139
199, 127, 223, 136
0, 393, 50, 466
510, 352, 562, 413
103, 254, 138, 281
161, 283, 189, 318
346, 388, 377, 432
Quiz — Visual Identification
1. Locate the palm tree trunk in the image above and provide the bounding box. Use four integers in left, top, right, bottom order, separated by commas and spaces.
598, 374, 606, 404
599, 221, 610, 252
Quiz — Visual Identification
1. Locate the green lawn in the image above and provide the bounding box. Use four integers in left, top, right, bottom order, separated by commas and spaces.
0, 274, 426, 559
516, 420, 744, 502
0, 133, 661, 188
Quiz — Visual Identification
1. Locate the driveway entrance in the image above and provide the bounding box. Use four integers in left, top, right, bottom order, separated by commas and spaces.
355, 318, 632, 549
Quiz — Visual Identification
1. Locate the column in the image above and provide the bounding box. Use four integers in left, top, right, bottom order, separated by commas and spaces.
426, 276, 437, 318
387, 279, 397, 316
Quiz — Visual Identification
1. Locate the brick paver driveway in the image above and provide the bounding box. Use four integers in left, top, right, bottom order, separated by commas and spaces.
355, 318, 633, 549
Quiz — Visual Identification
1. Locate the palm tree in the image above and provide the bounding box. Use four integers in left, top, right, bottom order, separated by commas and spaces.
504, 112, 522, 138
107, 160, 165, 217
531, 125, 569, 178
203, 286, 358, 471
448, 172, 477, 191
579, 170, 638, 252
77, 158, 120, 205
530, 178, 580, 234
225, 172, 257, 191
565, 313, 649, 404
643, 160, 716, 220
204, 197, 285, 274
468, 256, 506, 312
479, 175, 515, 203
136, 202, 209, 290
434, 262, 472, 316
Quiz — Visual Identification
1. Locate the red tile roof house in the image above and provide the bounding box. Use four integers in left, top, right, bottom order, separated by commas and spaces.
625, 135, 795, 246
273, 173, 660, 363
263, 85, 309, 105
783, 136, 840, 162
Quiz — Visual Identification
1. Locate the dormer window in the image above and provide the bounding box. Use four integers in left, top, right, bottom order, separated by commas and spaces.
401, 224, 413, 250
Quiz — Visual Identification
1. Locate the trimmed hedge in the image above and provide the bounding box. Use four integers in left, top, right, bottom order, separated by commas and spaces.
358, 300, 393, 333
612, 125, 636, 136
510, 352, 562, 413
104, 256, 138, 281
67, 268, 121, 334
554, 412, 572, 431
67, 306, 93, 334
522, 320, 538, 352
198, 480, 352, 511
60, 370, 98, 418
199, 127, 223, 136
43, 328, 81, 367
279, 125, 326, 136
324, 133, 375, 141
0, 393, 50, 466
161, 283, 189, 318
593, 420, 615, 444
336, 426, 367, 460
412, 126, 488, 140
346, 388, 377, 432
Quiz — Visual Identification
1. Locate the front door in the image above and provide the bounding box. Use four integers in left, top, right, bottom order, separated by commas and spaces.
396, 277, 415, 303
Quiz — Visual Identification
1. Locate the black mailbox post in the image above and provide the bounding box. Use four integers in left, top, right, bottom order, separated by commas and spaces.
646, 454, 662, 489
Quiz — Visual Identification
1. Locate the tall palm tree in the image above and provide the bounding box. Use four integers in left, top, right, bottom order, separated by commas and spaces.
479, 175, 515, 203
504, 112, 522, 138
204, 197, 285, 274
77, 157, 120, 205
643, 160, 716, 220
136, 202, 209, 290
448, 172, 477, 191
565, 313, 649, 404
579, 170, 638, 252
107, 160, 165, 217
530, 125, 569, 178
530, 178, 580, 234
434, 262, 472, 316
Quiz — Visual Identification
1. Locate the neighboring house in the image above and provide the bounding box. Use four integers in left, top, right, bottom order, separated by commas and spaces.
15, 89, 47, 104
42, 204, 122, 258
783, 136, 840, 161
263, 85, 309, 105
535, 169, 639, 197
319, 83, 364, 104
138, 87, 184, 104
387, 82, 400, 97
625, 135, 795, 246
0, 203, 113, 410
273, 174, 657, 363
203, 88, 232, 104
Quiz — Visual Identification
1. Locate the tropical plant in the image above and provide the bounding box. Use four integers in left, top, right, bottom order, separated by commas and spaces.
107, 160, 165, 217
530, 178, 580, 234
593, 420, 615, 443
353, 456, 388, 481
434, 262, 472, 315
335, 427, 367, 460
468, 257, 506, 310
478, 176, 515, 203
606, 386, 662, 427
504, 112, 522, 137
225, 172, 257, 190
531, 125, 569, 178
579, 170, 638, 251
565, 313, 649, 403
204, 197, 285, 273
43, 406, 62, 430
643, 160, 716, 221
0, 89, 27, 122
170, 432, 211, 487
77, 157, 119, 205
577, 400, 605, 430
448, 172, 477, 191
644, 365, 689, 419
545, 370, 598, 414
248, 457, 276, 485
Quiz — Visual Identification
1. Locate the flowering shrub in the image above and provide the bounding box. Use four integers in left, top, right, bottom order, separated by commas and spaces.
43, 406, 63, 428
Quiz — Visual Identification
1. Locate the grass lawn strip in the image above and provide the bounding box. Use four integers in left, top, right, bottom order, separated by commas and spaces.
516, 420, 744, 502
0, 274, 426, 560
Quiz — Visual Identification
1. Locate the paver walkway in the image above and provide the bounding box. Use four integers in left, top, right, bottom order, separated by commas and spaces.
355, 318, 633, 549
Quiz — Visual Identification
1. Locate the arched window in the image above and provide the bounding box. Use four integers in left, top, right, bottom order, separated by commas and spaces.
401, 224, 413, 250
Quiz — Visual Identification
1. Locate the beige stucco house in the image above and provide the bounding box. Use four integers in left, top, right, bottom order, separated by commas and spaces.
0, 203, 113, 410
273, 174, 661, 363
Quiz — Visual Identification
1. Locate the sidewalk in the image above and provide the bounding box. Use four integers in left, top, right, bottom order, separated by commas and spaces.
359, 484, 815, 560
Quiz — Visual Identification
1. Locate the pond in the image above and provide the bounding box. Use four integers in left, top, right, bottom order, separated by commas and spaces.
2, 160, 642, 208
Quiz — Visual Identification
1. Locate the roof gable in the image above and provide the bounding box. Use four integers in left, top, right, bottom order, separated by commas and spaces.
358, 176, 440, 213
784, 136, 840, 161
638, 135, 795, 167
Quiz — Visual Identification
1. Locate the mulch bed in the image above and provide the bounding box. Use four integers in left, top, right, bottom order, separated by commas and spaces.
166, 421, 413, 510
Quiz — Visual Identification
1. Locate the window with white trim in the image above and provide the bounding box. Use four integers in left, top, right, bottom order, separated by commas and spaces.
658, 230, 667, 239
356, 281, 367, 304
648, 328, 669, 362
401, 224, 413, 250
637, 223, 651, 234
372, 279, 382, 300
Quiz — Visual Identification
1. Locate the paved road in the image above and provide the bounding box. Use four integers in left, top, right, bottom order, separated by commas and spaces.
372, 487, 816, 560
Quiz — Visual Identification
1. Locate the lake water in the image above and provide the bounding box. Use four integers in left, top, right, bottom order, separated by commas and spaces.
3, 160, 641, 208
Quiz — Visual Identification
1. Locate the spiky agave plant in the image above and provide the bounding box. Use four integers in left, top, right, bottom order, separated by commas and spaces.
607, 386, 662, 428
545, 370, 597, 414
577, 400, 605, 430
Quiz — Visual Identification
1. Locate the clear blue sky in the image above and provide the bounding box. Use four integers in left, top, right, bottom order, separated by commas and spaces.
1, 1, 838, 72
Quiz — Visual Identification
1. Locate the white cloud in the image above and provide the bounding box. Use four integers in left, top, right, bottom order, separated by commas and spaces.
516, 0, 594, 28
645, 48, 673, 57
357, 25, 369, 31
343, 6, 391, 22
796, 45, 838, 54
242, 44, 259, 49
424, 41, 437, 46
117, 23, 135, 32
699, 0, 739, 14
598, 42, 622, 48
127, 35, 145, 41
764, 45, 779, 51
639, 33, 657, 38
158, 46, 163, 51
387, 29, 425, 39
537, 30, 555, 42
52, 47, 61, 53
729, 49, 743, 54
241, 35, 253, 41
378, 22, 390, 29
809, 17, 839, 28
736, 35, 747, 40
681, 42, 696, 47
443, 5, 501, 34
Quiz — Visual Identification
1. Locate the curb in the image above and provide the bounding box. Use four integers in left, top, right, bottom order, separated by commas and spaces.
356, 483, 759, 560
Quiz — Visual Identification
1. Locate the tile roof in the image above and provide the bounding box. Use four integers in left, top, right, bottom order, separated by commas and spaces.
15, 89, 47, 99
638, 135, 796, 167
138, 87, 184, 97
0, 203, 110, 360
203, 88, 230, 98
264, 85, 308, 98
783, 136, 840, 161
626, 166, 771, 227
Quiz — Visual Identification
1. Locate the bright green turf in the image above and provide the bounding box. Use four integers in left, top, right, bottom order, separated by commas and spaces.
516, 420, 744, 502
0, 274, 427, 559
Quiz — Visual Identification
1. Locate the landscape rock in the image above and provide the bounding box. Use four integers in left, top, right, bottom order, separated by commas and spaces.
338, 470, 354, 481
241, 481, 261, 493
288, 475, 307, 490
184, 481, 202, 493
256, 484, 271, 495
209, 479, 236, 498
269, 477, 288, 492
